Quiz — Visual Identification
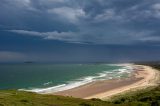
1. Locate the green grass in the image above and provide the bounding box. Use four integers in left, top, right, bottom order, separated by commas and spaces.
110, 85, 160, 106
0, 90, 150, 106
0, 90, 108, 106
0, 64, 160, 106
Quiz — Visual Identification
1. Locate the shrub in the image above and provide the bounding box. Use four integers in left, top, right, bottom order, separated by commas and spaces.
151, 101, 159, 106
139, 96, 152, 102
91, 98, 102, 101
79, 102, 92, 106
20, 99, 29, 103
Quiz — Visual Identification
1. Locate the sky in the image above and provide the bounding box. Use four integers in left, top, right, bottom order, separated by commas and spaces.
0, 0, 160, 63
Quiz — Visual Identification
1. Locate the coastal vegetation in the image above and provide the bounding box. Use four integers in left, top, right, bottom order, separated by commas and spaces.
110, 85, 160, 106
0, 89, 153, 106
0, 64, 159, 106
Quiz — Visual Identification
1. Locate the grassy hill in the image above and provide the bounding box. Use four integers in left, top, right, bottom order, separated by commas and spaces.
110, 85, 160, 106
0, 64, 160, 106
0, 90, 150, 106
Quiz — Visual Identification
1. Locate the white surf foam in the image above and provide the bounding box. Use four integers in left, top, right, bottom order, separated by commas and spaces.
43, 81, 52, 86
20, 78, 94, 94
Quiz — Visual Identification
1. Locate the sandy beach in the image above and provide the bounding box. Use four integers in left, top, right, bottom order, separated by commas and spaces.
54, 65, 160, 99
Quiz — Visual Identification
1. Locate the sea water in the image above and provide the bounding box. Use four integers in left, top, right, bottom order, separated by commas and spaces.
0, 63, 133, 93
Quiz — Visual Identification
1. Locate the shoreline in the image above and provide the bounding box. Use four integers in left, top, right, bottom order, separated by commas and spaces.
53, 65, 160, 99
20, 63, 133, 94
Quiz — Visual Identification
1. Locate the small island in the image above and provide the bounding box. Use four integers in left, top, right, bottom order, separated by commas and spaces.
24, 61, 35, 64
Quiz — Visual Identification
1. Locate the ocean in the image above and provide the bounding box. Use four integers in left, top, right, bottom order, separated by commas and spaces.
0, 63, 133, 93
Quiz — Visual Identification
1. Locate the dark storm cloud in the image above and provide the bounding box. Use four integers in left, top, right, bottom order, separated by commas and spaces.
1, 0, 160, 44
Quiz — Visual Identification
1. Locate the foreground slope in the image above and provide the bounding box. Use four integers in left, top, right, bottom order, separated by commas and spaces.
0, 89, 151, 106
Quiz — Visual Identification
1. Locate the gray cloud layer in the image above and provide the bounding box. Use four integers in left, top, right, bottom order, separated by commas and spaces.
1, 0, 160, 44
